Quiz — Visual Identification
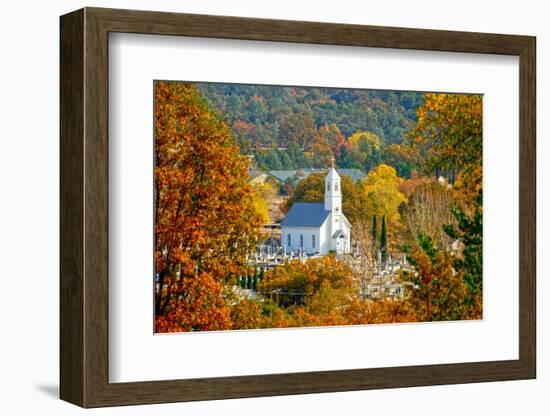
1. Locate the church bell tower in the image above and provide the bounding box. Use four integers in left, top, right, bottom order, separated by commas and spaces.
324, 166, 341, 215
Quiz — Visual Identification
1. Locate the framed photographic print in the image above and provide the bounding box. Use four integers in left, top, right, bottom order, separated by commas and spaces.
60, 7, 536, 408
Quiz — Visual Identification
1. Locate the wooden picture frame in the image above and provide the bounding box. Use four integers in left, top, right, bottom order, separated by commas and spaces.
60, 7, 536, 408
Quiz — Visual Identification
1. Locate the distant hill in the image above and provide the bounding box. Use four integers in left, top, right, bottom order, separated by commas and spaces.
197, 82, 424, 177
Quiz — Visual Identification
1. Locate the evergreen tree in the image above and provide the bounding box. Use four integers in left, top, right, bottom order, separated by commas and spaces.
443, 190, 483, 306
380, 215, 388, 262
264, 151, 283, 170
278, 150, 293, 169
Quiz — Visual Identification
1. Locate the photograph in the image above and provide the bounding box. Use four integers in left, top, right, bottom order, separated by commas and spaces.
153, 80, 483, 333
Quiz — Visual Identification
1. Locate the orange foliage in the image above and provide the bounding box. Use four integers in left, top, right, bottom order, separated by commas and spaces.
154, 81, 263, 332
344, 299, 417, 325
230, 298, 265, 330
408, 93, 482, 209
318, 123, 349, 158
155, 273, 232, 332
401, 235, 482, 321
260, 256, 354, 299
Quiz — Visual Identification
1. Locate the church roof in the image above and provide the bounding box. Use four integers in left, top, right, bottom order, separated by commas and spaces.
267, 168, 366, 184
337, 169, 367, 183
280, 203, 330, 228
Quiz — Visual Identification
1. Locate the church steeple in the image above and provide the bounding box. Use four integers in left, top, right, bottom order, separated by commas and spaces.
324, 166, 341, 214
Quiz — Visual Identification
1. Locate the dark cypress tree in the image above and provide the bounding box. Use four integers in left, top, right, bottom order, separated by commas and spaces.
246, 275, 252, 290
253, 274, 258, 291
380, 214, 388, 262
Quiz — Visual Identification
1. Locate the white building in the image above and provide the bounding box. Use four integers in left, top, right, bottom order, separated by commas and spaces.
281, 168, 352, 255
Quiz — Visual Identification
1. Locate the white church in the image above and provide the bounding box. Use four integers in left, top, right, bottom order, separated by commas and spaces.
281, 168, 352, 255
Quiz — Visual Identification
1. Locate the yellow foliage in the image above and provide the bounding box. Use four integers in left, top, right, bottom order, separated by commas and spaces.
348, 131, 381, 150
251, 183, 270, 224
362, 164, 407, 227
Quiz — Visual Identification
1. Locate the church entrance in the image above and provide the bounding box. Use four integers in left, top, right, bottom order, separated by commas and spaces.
336, 235, 346, 255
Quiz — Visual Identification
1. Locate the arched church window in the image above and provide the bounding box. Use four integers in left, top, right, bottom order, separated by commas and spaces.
300, 234, 304, 247
335, 183, 339, 192
327, 183, 330, 191
287, 234, 291, 247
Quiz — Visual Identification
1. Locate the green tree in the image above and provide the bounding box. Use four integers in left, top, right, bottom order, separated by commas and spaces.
263, 150, 283, 170
443, 190, 483, 311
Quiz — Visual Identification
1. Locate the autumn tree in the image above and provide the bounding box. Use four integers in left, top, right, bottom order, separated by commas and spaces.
230, 298, 265, 330
250, 183, 271, 224
385, 142, 419, 178
259, 256, 354, 307
344, 298, 417, 325
305, 134, 334, 168
155, 274, 233, 332
402, 180, 456, 249
316, 123, 349, 158
401, 235, 470, 321
362, 164, 407, 235
279, 110, 318, 149
154, 81, 264, 332
304, 280, 353, 326
231, 118, 256, 152
407, 93, 482, 209
347, 131, 383, 171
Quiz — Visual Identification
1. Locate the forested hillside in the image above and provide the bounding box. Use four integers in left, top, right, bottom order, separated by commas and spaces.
198, 83, 424, 177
